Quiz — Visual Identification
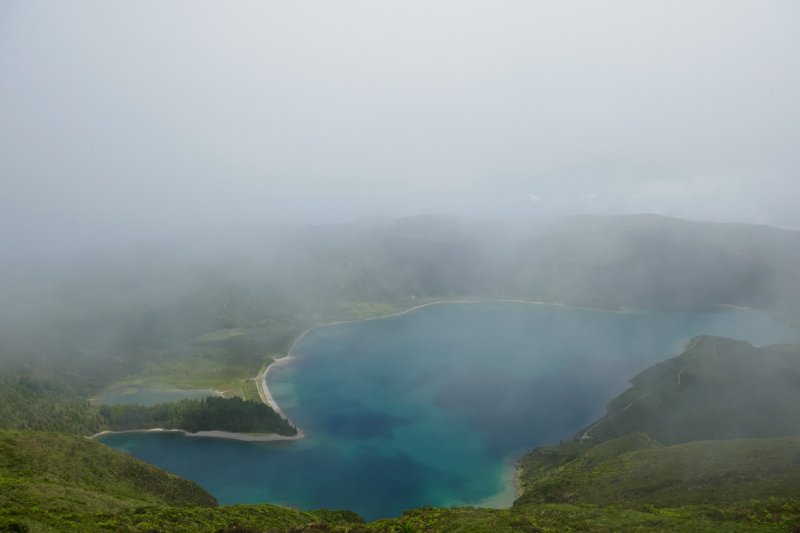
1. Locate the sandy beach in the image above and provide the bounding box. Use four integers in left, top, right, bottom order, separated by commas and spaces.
257, 356, 306, 439
88, 427, 304, 442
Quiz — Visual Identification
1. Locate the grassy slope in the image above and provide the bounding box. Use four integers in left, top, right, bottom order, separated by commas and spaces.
3, 429, 800, 532
516, 335, 800, 500
507, 335, 800, 531
0, 429, 363, 533
517, 433, 800, 507
0, 429, 215, 531
368, 501, 800, 533
575, 336, 800, 445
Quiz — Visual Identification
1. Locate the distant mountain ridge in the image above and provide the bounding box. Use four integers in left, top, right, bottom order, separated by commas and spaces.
2, 213, 800, 407
4, 213, 800, 323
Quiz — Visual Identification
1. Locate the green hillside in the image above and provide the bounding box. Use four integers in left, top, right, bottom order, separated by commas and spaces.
0, 429, 365, 533
4, 428, 800, 532
517, 432, 800, 507
510, 334, 800, 530
3, 428, 800, 533
0, 429, 214, 531
574, 336, 800, 445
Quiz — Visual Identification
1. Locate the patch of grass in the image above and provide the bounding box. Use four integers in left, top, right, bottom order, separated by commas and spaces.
193, 329, 247, 343
239, 379, 262, 401
517, 434, 800, 509
366, 501, 800, 533
576, 336, 800, 446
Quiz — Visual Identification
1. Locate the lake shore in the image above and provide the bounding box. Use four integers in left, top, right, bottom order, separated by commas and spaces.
258, 356, 306, 439
262, 299, 566, 419
258, 299, 563, 496
89, 427, 304, 442
511, 460, 522, 500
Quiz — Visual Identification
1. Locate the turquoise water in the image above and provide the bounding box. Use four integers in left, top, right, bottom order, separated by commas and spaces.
95, 387, 220, 407
99, 302, 800, 520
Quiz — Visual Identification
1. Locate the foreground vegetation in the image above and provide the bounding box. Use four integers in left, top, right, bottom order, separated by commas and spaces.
4, 427, 800, 533
518, 433, 800, 507
4, 428, 800, 533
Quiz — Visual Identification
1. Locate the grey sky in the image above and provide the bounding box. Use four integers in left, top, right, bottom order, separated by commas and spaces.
2, 1, 799, 258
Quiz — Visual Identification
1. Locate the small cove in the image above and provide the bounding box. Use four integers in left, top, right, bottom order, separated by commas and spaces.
99, 302, 800, 521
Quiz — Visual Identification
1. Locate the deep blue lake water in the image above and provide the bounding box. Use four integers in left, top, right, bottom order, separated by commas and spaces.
99, 302, 800, 520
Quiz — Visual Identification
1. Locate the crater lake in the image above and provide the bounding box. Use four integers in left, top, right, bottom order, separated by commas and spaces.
98, 302, 800, 520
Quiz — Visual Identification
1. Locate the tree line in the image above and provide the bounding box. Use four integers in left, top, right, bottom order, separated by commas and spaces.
0, 377, 296, 437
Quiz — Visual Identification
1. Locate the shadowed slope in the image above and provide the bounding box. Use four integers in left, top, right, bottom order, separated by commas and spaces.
577, 336, 800, 445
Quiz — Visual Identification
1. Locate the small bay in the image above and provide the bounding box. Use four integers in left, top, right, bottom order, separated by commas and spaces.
99, 302, 800, 521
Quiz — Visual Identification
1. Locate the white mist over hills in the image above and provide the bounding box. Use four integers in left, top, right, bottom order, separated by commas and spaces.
2, 1, 800, 259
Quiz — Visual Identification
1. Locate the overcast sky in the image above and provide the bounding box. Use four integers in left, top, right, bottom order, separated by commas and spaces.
2, 1, 800, 258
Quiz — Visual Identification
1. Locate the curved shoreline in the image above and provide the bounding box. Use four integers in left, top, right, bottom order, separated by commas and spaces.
258, 299, 567, 497
266, 299, 560, 424
258, 356, 306, 439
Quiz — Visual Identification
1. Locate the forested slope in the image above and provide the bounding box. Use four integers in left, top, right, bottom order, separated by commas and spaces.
573, 336, 800, 445
516, 335, 800, 517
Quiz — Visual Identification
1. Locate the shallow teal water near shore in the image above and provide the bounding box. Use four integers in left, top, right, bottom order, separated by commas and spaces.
99, 302, 800, 520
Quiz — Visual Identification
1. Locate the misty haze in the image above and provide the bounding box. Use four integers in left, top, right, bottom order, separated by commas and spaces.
2, 2, 800, 532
